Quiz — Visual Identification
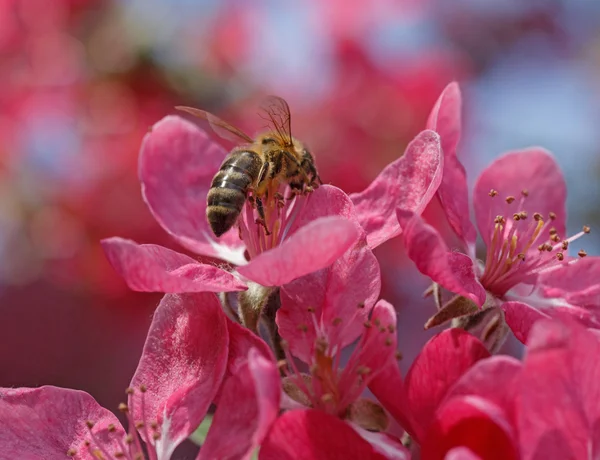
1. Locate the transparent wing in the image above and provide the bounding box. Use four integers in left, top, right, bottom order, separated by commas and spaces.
259, 96, 293, 146
176, 106, 254, 144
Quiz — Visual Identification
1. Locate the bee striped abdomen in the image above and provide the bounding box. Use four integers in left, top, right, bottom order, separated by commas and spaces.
207, 148, 262, 237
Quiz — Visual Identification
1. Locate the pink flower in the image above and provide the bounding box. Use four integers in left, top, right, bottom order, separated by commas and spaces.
102, 115, 361, 293
401, 82, 599, 342
260, 409, 399, 460
369, 328, 490, 447
0, 292, 280, 459
274, 211, 408, 458
420, 318, 600, 459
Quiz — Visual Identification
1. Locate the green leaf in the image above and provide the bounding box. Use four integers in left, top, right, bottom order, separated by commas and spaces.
189, 414, 213, 446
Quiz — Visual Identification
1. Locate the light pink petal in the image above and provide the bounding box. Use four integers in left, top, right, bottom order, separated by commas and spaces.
288, 184, 364, 236
259, 409, 387, 460
445, 447, 482, 460
278, 242, 380, 363
0, 386, 124, 459
501, 300, 551, 344
422, 396, 519, 460
350, 129, 443, 249
473, 148, 567, 249
445, 356, 522, 420
426, 82, 477, 251
404, 329, 490, 437
139, 115, 246, 265
352, 427, 410, 460
398, 211, 486, 306
237, 216, 359, 287
199, 349, 280, 460
101, 237, 247, 293
539, 256, 600, 306
517, 319, 600, 460
129, 293, 229, 459
338, 300, 397, 401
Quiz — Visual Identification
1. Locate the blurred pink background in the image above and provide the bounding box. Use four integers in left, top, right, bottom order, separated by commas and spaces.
2, 1, 600, 456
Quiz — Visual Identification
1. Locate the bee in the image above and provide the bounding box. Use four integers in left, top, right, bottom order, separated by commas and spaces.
177, 96, 321, 238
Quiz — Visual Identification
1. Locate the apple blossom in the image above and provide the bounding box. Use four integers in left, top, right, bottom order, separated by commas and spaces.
401, 82, 599, 343
0, 292, 279, 459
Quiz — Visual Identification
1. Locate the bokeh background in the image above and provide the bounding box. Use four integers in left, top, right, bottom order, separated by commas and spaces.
2, 0, 600, 456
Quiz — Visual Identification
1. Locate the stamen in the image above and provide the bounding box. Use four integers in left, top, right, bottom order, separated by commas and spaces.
489, 189, 498, 197
578, 250, 587, 258
505, 196, 515, 204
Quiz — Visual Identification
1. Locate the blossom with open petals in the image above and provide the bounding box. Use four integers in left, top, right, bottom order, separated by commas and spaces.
273, 200, 407, 458
419, 319, 600, 459
369, 328, 490, 449
102, 116, 360, 295
0, 292, 279, 459
401, 82, 599, 343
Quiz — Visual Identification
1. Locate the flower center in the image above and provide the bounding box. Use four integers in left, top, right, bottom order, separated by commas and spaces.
479, 189, 589, 297
281, 306, 395, 420
238, 182, 310, 259
68, 386, 160, 460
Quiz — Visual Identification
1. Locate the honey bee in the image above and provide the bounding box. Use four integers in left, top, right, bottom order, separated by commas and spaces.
177, 96, 321, 238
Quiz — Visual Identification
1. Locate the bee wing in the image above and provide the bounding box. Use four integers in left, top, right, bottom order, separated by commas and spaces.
176, 106, 254, 144
259, 95, 293, 147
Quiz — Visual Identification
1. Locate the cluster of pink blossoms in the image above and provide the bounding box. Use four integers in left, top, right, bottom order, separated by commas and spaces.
2, 83, 600, 459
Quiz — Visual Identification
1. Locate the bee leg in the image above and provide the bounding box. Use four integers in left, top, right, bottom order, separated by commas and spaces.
274, 192, 285, 209
255, 197, 271, 235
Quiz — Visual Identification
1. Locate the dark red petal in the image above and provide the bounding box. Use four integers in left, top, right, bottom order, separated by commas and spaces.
351, 129, 443, 249
199, 349, 280, 460
368, 361, 418, 441
517, 319, 600, 459
422, 396, 519, 460
405, 329, 490, 438
426, 82, 477, 251
0, 386, 124, 459
139, 115, 246, 264
129, 293, 229, 459
259, 409, 387, 460
445, 356, 522, 422
101, 237, 247, 293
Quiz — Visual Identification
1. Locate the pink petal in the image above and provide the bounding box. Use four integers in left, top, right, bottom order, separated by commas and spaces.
288, 184, 364, 235
352, 428, 410, 460
339, 300, 397, 400
278, 242, 380, 363
404, 329, 490, 438
225, 315, 273, 377
445, 447, 482, 460
539, 256, 600, 306
350, 129, 443, 249
237, 216, 359, 287
129, 293, 229, 459
501, 300, 551, 344
445, 356, 522, 420
139, 115, 246, 264
0, 386, 124, 459
259, 409, 387, 460
473, 148, 567, 249
199, 349, 280, 460
101, 237, 247, 293
426, 82, 477, 252
422, 396, 519, 460
398, 211, 486, 306
368, 360, 418, 441
517, 319, 600, 460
